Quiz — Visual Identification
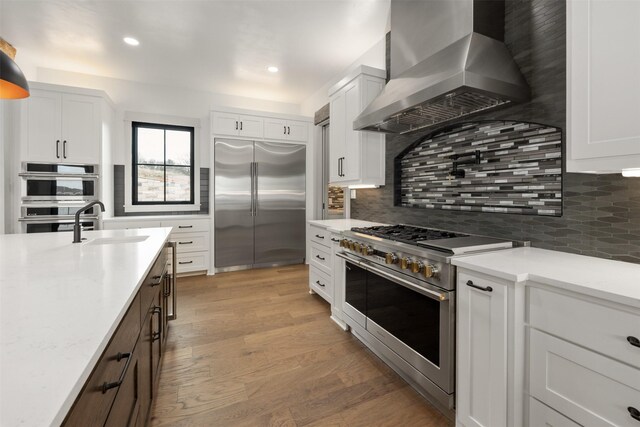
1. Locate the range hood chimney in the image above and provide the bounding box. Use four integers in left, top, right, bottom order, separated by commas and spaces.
354, 0, 530, 135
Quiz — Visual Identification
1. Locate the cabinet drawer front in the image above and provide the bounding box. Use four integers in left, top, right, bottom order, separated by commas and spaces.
141, 250, 167, 315
160, 218, 209, 233
310, 266, 332, 303
169, 232, 209, 253
63, 293, 141, 426
309, 225, 330, 247
528, 286, 640, 368
310, 244, 332, 274
529, 398, 580, 427
530, 329, 640, 427
102, 220, 162, 230
170, 252, 208, 273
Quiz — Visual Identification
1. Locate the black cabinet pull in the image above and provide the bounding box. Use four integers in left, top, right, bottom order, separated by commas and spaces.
287, 126, 290, 135
163, 274, 171, 297
284, 125, 287, 134
179, 260, 193, 264
315, 280, 325, 287
178, 241, 193, 245
152, 306, 162, 341
151, 274, 162, 287
316, 255, 325, 261
101, 352, 132, 393
240, 121, 243, 131
63, 140, 67, 158
56, 140, 60, 158
629, 407, 640, 422
331, 238, 340, 242
628, 336, 640, 348
178, 225, 193, 229
315, 234, 324, 239
235, 121, 238, 130
466, 280, 493, 292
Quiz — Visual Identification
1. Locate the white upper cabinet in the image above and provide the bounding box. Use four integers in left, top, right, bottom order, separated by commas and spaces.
212, 112, 264, 139
263, 118, 308, 142
567, 0, 640, 172
329, 66, 386, 186
22, 89, 101, 164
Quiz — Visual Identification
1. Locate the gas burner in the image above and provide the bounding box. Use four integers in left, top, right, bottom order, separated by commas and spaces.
351, 224, 468, 245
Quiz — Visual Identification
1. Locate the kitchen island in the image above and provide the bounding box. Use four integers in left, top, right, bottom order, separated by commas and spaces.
0, 228, 172, 427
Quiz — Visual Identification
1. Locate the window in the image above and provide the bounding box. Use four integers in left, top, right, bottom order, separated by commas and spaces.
132, 122, 194, 205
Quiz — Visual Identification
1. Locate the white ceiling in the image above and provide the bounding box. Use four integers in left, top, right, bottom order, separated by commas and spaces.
0, 0, 390, 104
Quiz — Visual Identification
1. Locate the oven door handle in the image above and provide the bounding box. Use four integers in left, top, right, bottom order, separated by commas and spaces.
336, 252, 449, 302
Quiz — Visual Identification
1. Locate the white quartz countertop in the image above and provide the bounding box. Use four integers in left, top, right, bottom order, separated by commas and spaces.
0, 228, 172, 427
102, 214, 209, 222
453, 247, 640, 309
307, 219, 386, 233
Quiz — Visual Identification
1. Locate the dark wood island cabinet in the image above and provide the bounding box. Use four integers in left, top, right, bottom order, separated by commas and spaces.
63, 245, 172, 427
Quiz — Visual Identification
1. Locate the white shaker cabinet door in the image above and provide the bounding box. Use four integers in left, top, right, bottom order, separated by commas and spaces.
61, 93, 101, 164
23, 89, 62, 162
456, 272, 508, 427
567, 0, 640, 171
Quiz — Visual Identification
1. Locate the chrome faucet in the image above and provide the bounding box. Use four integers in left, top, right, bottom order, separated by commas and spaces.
73, 201, 105, 243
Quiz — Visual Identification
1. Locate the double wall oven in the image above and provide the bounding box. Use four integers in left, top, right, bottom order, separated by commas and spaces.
19, 163, 100, 233
338, 225, 517, 413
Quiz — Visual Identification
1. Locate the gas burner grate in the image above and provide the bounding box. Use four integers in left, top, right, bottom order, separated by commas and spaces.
351, 224, 468, 245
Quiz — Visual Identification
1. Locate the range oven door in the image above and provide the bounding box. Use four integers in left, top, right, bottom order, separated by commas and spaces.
339, 252, 455, 395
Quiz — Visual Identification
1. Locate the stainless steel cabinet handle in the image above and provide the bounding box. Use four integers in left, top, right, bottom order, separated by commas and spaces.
466, 280, 493, 292
178, 261, 193, 265
178, 241, 193, 245
101, 352, 132, 393
316, 255, 325, 261
63, 140, 67, 158
315, 280, 325, 287
56, 140, 60, 159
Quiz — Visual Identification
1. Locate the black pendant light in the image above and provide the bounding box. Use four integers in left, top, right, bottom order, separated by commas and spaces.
0, 49, 30, 99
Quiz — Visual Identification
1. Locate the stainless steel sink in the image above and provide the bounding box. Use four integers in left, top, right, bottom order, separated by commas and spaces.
86, 236, 149, 245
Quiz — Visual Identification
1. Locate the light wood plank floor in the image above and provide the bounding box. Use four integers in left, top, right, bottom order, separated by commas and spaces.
150, 264, 451, 427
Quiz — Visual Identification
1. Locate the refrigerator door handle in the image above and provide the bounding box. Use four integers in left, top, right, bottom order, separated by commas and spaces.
253, 162, 258, 216
250, 162, 255, 216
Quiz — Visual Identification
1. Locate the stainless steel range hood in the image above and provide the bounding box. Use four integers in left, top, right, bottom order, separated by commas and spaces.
354, 0, 530, 135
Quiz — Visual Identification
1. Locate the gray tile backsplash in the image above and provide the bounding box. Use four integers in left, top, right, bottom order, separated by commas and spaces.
351, 0, 640, 263
113, 165, 209, 216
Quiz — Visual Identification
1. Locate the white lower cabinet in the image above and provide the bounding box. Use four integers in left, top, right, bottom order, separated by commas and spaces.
102, 217, 210, 274
529, 398, 581, 427
456, 271, 508, 427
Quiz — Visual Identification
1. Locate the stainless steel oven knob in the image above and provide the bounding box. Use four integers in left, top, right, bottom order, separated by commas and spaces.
357, 243, 367, 254
364, 246, 374, 256
349, 241, 357, 251
340, 239, 348, 248
423, 264, 439, 278
400, 257, 412, 270
411, 261, 424, 274
385, 253, 398, 264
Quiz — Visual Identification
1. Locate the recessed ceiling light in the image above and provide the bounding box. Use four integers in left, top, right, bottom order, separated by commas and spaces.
267, 66, 279, 73
123, 37, 140, 46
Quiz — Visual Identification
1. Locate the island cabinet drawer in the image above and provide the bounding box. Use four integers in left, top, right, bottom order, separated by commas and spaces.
530, 329, 640, 427
529, 397, 580, 427
528, 286, 640, 368
310, 266, 332, 303
169, 232, 209, 253
63, 293, 141, 427
310, 225, 330, 248
140, 250, 167, 318
161, 218, 209, 233
169, 252, 208, 273
310, 243, 332, 275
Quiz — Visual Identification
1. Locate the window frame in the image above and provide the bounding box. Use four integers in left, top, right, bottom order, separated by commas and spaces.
131, 121, 195, 206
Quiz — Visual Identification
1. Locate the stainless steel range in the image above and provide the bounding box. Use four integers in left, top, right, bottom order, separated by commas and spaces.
336, 224, 524, 415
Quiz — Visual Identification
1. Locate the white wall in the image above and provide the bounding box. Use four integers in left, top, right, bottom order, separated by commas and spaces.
35, 68, 302, 168
0, 102, 5, 234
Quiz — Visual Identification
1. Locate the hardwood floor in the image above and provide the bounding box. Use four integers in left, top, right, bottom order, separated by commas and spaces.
149, 264, 451, 427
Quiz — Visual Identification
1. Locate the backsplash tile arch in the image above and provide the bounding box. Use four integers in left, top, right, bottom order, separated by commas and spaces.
395, 121, 562, 216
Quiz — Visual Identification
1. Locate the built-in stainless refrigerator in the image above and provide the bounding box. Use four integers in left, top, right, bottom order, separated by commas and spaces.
214, 139, 306, 272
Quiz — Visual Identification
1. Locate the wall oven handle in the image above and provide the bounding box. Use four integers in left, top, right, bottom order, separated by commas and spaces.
336, 252, 448, 302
